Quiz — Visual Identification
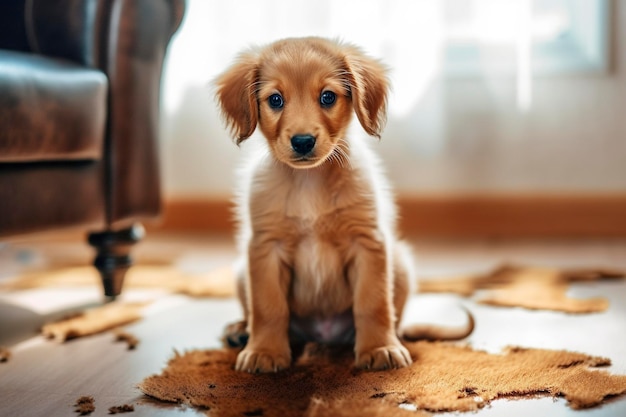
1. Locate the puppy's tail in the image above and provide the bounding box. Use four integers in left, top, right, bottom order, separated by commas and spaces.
400, 307, 475, 342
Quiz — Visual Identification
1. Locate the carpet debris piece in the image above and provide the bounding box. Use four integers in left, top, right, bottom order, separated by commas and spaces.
108, 404, 134, 414
138, 342, 626, 416
1, 265, 236, 297
0, 346, 11, 363
419, 265, 624, 313
41, 302, 147, 342
113, 328, 140, 350
74, 396, 95, 415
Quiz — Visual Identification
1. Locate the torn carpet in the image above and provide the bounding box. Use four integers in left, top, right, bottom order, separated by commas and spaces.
138, 342, 626, 416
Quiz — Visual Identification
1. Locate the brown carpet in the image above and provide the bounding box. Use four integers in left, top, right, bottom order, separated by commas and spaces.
419, 265, 624, 313
139, 342, 626, 416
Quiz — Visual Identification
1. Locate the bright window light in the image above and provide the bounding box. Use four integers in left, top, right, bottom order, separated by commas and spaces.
443, 0, 610, 75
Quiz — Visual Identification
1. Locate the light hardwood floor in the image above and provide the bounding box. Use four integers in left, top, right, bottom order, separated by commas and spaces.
1, 233, 625, 416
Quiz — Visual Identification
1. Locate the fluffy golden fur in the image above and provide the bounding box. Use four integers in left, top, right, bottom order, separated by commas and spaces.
215, 37, 471, 373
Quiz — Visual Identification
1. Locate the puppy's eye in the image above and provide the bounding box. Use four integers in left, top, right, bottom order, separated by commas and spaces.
268, 93, 284, 109
320, 91, 336, 108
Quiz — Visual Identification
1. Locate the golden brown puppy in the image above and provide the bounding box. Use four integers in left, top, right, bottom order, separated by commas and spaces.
215, 37, 472, 373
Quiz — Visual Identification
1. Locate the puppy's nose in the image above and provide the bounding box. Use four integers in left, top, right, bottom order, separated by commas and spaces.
291, 134, 316, 156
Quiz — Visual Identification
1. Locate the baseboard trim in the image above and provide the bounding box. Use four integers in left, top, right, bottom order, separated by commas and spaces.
396, 194, 626, 238
156, 197, 234, 233
155, 194, 626, 238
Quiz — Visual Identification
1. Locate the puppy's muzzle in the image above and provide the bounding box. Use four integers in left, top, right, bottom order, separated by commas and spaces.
291, 134, 316, 156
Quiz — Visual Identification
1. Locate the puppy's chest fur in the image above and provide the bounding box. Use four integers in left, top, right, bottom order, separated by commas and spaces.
249, 161, 373, 319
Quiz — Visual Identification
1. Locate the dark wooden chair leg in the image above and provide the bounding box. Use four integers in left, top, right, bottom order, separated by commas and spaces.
88, 223, 145, 299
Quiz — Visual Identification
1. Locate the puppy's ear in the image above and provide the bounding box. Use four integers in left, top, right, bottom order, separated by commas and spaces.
343, 45, 389, 138
214, 52, 259, 144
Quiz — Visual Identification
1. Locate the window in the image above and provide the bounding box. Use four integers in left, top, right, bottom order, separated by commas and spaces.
444, 0, 610, 75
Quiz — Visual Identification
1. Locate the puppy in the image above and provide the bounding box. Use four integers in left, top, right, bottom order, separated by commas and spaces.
215, 37, 472, 373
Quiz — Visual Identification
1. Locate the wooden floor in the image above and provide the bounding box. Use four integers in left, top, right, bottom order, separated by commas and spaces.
1, 233, 626, 416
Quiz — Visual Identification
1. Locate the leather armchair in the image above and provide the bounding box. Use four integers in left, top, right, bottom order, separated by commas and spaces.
0, 0, 185, 298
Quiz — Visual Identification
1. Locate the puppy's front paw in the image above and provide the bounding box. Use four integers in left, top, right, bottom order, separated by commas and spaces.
355, 342, 412, 370
235, 347, 291, 373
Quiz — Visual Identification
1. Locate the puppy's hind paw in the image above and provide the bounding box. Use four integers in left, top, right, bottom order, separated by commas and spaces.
222, 320, 249, 348
355, 344, 412, 370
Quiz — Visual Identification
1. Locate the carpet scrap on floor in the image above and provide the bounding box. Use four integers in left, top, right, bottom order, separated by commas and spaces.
419, 265, 624, 313
73, 395, 95, 415
41, 302, 147, 342
1, 265, 236, 297
139, 342, 626, 417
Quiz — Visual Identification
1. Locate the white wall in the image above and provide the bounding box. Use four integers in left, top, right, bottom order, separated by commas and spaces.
159, 1, 626, 199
